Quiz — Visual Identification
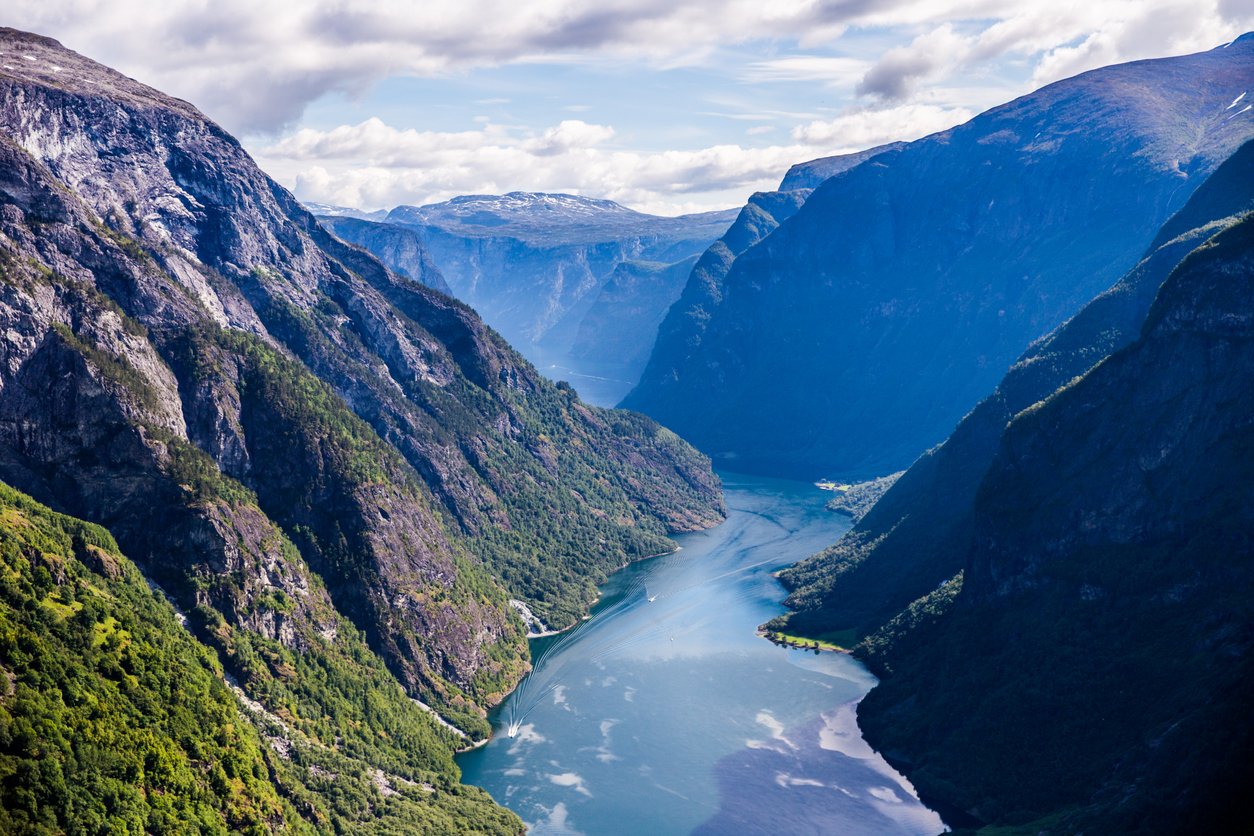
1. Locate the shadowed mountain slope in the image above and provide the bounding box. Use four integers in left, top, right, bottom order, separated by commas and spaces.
624, 38, 1254, 478
774, 137, 1254, 640
856, 199, 1254, 834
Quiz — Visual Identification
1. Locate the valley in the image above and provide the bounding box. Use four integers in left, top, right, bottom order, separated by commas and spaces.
458, 474, 942, 835
0, 13, 1252, 836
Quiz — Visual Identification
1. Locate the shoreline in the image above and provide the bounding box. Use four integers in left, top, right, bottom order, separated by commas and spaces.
456, 736, 490, 753
457, 474, 942, 832
757, 628, 851, 654
524, 545, 684, 639
467, 543, 688, 747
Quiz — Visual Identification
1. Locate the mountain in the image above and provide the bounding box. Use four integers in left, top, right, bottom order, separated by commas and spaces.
302, 201, 389, 221
0, 25, 722, 829
629, 145, 904, 419
318, 215, 453, 294
362, 193, 738, 403
564, 254, 701, 386
776, 142, 906, 191
623, 38, 1254, 478
853, 188, 1254, 834
387, 191, 733, 247
773, 136, 1254, 641
0, 480, 521, 833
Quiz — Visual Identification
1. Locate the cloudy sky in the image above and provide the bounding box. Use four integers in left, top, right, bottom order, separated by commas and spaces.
7, 1, 1254, 214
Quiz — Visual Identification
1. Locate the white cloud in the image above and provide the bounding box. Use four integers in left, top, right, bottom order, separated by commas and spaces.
258, 99, 986, 214
527, 119, 616, 156
1026, 2, 1247, 88
7, 0, 1252, 212
6, 1, 1250, 134
791, 103, 972, 146
0, 0, 887, 133
741, 55, 869, 85
258, 116, 832, 213
856, 24, 971, 100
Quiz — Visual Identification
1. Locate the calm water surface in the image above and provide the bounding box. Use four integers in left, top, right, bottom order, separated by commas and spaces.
458, 473, 944, 835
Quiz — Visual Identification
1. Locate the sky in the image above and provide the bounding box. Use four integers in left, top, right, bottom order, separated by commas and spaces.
6, 1, 1254, 215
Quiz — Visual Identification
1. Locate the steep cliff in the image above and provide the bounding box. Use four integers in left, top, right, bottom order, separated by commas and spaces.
0, 26, 723, 829
855, 206, 1254, 833
774, 137, 1254, 640
625, 38, 1254, 478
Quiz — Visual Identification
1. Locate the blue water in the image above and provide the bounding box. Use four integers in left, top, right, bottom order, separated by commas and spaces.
458, 473, 944, 835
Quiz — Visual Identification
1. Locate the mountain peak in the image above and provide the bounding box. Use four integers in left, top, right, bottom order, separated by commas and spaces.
0, 26, 201, 120
778, 142, 907, 191
386, 190, 735, 246
413, 191, 641, 224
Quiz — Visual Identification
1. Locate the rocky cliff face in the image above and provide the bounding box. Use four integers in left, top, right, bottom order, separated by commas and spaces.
0, 23, 721, 805
854, 204, 1254, 833
318, 215, 452, 294
774, 137, 1254, 640
625, 38, 1254, 478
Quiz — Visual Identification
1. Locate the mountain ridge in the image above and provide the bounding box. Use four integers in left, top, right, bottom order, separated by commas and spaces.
624, 37, 1254, 478
0, 25, 723, 830
857, 201, 1254, 833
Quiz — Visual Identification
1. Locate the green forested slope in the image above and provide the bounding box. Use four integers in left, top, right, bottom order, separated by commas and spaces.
0, 480, 524, 834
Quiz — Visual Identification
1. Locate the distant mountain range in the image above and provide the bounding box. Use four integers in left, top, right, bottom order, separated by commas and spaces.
302, 201, 388, 221
624, 38, 1254, 478
310, 193, 737, 404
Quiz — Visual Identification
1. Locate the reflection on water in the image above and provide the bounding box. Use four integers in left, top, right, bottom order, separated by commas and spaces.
458, 473, 944, 835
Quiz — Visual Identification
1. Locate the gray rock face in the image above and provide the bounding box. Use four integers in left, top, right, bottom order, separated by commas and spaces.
0, 26, 723, 740
625, 40, 1254, 479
